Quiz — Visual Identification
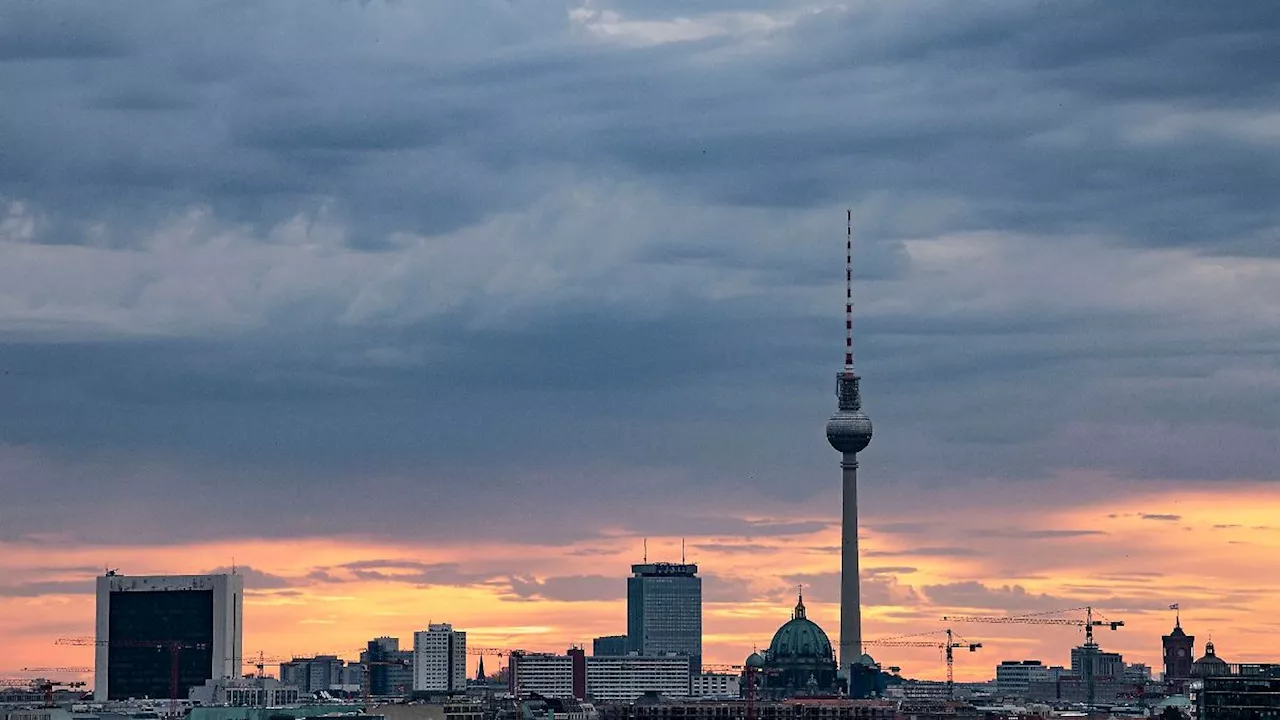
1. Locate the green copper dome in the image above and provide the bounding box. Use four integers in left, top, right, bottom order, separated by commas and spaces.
767, 592, 834, 661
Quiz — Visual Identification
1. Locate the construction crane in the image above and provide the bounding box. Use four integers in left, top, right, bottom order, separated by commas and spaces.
943, 606, 1123, 710
0, 679, 88, 707
20, 668, 92, 674
236, 651, 293, 679
865, 628, 981, 699
465, 647, 513, 681
56, 636, 207, 716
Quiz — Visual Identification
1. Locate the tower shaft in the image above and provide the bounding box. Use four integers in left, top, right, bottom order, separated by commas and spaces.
840, 453, 862, 670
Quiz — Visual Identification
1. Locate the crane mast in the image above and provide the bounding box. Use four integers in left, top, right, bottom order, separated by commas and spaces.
864, 628, 982, 698
943, 606, 1124, 710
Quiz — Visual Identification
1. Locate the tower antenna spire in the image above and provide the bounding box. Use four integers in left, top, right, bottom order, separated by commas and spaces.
845, 209, 854, 371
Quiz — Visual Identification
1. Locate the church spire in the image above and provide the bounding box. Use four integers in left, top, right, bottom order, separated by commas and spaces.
794, 585, 807, 620
476, 655, 486, 682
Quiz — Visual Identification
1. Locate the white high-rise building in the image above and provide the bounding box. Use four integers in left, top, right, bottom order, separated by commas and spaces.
413, 624, 467, 693
94, 572, 244, 701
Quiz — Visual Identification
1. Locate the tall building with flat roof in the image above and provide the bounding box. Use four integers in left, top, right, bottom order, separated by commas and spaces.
593, 635, 628, 657
364, 637, 413, 696
413, 623, 467, 693
94, 572, 243, 701
627, 563, 701, 675
995, 660, 1049, 697
279, 655, 345, 693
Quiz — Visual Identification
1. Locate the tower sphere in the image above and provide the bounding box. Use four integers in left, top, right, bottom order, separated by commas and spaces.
826, 410, 872, 454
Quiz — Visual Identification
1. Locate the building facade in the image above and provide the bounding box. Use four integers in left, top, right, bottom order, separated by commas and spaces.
509, 651, 579, 699
586, 655, 691, 702
994, 660, 1049, 697
279, 655, 345, 693
509, 651, 690, 702
94, 572, 244, 701
1198, 666, 1280, 720
627, 563, 702, 674
1070, 646, 1125, 679
690, 673, 739, 698
189, 676, 301, 706
594, 636, 629, 657
600, 698, 897, 720
365, 637, 415, 696
414, 624, 468, 693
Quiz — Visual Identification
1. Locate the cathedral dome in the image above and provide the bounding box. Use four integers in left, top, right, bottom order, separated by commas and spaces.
1192, 642, 1230, 677
767, 592, 834, 661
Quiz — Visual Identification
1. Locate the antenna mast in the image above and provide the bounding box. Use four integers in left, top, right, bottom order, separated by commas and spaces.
845, 210, 854, 371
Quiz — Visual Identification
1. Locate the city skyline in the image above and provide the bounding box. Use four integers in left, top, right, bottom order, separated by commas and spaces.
2, 0, 1280, 697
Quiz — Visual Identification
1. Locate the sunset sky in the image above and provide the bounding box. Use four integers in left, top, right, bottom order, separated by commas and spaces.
3, 0, 1280, 688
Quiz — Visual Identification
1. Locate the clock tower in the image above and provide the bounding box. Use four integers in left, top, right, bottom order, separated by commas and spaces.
1162, 614, 1195, 680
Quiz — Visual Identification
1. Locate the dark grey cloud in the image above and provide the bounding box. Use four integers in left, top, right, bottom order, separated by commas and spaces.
332, 561, 496, 588
926, 581, 1069, 613
0, 580, 92, 598
505, 575, 618, 603
969, 529, 1108, 540
865, 547, 982, 559
1141, 514, 1183, 522
0, 0, 1278, 552
782, 571, 921, 608
206, 566, 296, 590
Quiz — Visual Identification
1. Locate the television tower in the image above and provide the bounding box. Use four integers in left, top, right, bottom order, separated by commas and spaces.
826, 210, 873, 676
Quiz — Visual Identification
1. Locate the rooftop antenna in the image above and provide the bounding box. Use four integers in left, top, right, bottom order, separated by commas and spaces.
681, 538, 685, 563
643, 538, 647, 563
845, 209, 854, 371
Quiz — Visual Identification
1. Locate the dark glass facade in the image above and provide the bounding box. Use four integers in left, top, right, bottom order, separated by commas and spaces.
593, 635, 629, 657
107, 590, 215, 700
627, 563, 701, 675
1201, 668, 1280, 720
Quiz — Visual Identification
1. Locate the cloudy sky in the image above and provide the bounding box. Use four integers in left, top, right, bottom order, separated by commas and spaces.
3, 0, 1280, 683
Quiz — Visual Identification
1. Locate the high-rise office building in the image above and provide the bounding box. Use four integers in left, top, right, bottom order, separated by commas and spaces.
279, 655, 345, 693
995, 660, 1049, 697
627, 563, 701, 675
364, 637, 414, 696
1071, 645, 1125, 679
413, 624, 467, 693
593, 635, 628, 657
94, 572, 243, 701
